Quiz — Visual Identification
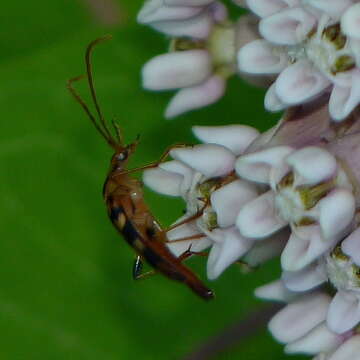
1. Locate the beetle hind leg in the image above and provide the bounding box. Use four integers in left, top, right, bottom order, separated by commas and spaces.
132, 256, 156, 280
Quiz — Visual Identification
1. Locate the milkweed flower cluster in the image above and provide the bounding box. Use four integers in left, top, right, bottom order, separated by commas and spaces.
137, 0, 360, 358
238, 0, 360, 121
138, 0, 243, 118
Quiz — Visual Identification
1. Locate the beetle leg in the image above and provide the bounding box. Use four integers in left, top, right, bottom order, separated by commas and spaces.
132, 256, 157, 280
177, 245, 209, 262
164, 201, 209, 233
113, 143, 188, 177
165, 233, 206, 243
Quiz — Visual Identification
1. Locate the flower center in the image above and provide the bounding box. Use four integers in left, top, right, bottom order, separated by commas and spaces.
327, 245, 360, 292
170, 22, 236, 78
288, 22, 355, 77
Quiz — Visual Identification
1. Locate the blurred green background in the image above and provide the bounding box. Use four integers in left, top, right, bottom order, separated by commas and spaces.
0, 1, 308, 359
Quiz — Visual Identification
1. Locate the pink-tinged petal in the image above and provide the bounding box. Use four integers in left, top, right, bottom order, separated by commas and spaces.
275, 60, 331, 105
143, 167, 183, 196
307, 0, 353, 19
159, 160, 194, 195
170, 144, 235, 177
285, 323, 342, 355
259, 7, 317, 45
207, 227, 253, 279
269, 292, 331, 343
255, 279, 297, 302
237, 191, 288, 239
265, 83, 288, 112
235, 146, 293, 184
137, 0, 202, 24
244, 227, 289, 265
286, 146, 337, 186
329, 73, 360, 122
281, 226, 333, 271
282, 262, 327, 292
327, 291, 360, 334
211, 179, 259, 227
329, 335, 360, 360
238, 39, 288, 74
350, 39, 360, 67
165, 75, 225, 119
151, 11, 213, 38
142, 50, 212, 90
246, 0, 300, 18
208, 2, 228, 22
193, 124, 259, 155
341, 4, 360, 40
318, 189, 355, 242
165, 0, 214, 6
167, 218, 211, 257
342, 227, 360, 266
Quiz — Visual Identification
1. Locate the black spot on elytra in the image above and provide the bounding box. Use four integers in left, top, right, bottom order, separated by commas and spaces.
142, 247, 163, 267
110, 206, 123, 222
122, 221, 139, 246
145, 226, 156, 238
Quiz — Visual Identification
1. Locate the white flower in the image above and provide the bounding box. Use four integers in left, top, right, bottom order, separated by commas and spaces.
256, 281, 360, 359
279, 237, 360, 335
236, 145, 355, 271
139, 1, 240, 118
143, 124, 276, 279
237, 0, 360, 121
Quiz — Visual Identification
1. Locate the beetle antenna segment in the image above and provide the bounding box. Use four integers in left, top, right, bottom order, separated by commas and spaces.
84, 35, 121, 149
67, 75, 111, 142
111, 119, 123, 144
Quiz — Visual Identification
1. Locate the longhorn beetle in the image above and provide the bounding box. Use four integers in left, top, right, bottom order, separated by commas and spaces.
67, 36, 214, 300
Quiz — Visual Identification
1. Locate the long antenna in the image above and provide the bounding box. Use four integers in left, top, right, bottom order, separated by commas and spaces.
85, 35, 114, 141
67, 35, 123, 149
67, 75, 112, 143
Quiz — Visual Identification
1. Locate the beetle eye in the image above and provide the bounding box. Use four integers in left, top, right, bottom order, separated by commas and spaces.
117, 152, 127, 161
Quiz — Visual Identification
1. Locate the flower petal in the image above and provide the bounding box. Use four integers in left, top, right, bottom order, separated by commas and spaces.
151, 11, 213, 38
165, 0, 214, 6
342, 227, 360, 266
341, 3, 360, 40
318, 188, 355, 242
246, 0, 300, 18
143, 167, 183, 196
264, 83, 288, 112
286, 146, 337, 186
170, 144, 235, 177
237, 39, 288, 74
165, 75, 225, 119
259, 7, 317, 45
281, 225, 334, 271
137, 0, 202, 24
207, 227, 253, 279
235, 146, 293, 184
275, 60, 331, 105
269, 292, 331, 343
211, 179, 259, 227
193, 124, 259, 155
282, 262, 327, 292
327, 291, 360, 334
307, 0, 353, 19
329, 335, 360, 360
159, 160, 194, 195
255, 279, 297, 302
166, 218, 211, 257
237, 191, 288, 239
329, 72, 360, 122
285, 323, 342, 355
243, 228, 289, 265
208, 1, 228, 22
142, 50, 212, 90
